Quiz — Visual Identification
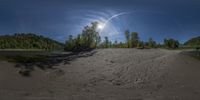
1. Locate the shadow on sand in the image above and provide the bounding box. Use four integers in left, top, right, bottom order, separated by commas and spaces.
11, 50, 97, 76
180, 50, 200, 60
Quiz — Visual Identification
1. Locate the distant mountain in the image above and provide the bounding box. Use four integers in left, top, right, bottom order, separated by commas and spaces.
184, 36, 200, 47
0, 33, 64, 50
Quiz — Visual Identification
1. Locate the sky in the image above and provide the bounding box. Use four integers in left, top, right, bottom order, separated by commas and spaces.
0, 0, 200, 43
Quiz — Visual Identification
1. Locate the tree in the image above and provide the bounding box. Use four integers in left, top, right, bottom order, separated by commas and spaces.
119, 42, 125, 48
64, 22, 101, 51
130, 32, 139, 48
104, 36, 109, 48
114, 40, 118, 48
78, 22, 100, 50
164, 38, 179, 49
124, 30, 130, 48
137, 41, 144, 49
64, 35, 75, 51
148, 37, 156, 48
95, 34, 101, 48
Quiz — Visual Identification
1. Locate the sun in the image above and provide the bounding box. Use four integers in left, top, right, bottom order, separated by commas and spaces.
97, 23, 105, 30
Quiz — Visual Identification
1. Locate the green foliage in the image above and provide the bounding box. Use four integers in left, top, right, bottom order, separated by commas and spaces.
64, 23, 184, 50
82, 22, 100, 48
98, 37, 113, 48
164, 38, 179, 49
156, 43, 164, 48
123, 31, 140, 48
130, 32, 139, 48
104, 36, 109, 48
114, 40, 118, 47
124, 30, 130, 48
184, 36, 200, 47
137, 41, 144, 49
64, 35, 75, 51
0, 33, 63, 50
64, 22, 101, 51
112, 42, 126, 48
148, 37, 156, 48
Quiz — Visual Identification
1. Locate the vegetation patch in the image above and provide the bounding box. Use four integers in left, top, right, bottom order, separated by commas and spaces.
0, 33, 64, 50
184, 36, 200, 46
64, 22, 181, 51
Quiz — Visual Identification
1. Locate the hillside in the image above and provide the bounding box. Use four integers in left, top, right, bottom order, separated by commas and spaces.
0, 33, 64, 50
184, 36, 200, 46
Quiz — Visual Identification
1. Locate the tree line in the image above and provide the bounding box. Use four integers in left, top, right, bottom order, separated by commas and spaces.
0, 22, 181, 51
0, 33, 63, 50
64, 22, 180, 51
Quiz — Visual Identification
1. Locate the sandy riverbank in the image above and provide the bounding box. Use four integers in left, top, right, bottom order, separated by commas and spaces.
0, 49, 200, 100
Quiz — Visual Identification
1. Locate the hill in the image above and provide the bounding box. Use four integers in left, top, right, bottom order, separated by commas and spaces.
184, 36, 200, 47
0, 33, 64, 50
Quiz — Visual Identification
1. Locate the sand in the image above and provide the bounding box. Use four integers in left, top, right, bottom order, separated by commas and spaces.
0, 49, 200, 100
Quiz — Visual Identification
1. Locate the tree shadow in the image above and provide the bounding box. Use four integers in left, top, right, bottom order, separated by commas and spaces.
11, 50, 97, 76
180, 50, 200, 60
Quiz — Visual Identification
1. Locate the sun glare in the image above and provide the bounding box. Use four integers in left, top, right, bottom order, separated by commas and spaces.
97, 23, 104, 30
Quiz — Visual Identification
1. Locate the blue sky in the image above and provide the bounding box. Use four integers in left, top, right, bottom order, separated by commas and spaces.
0, 0, 200, 43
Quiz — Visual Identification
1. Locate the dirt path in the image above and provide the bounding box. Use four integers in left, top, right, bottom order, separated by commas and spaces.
0, 49, 200, 100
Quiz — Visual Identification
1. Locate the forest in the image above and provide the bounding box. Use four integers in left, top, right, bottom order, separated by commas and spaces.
184, 36, 200, 46
0, 33, 64, 50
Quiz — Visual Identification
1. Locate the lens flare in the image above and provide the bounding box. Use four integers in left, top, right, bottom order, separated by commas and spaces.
97, 23, 105, 30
